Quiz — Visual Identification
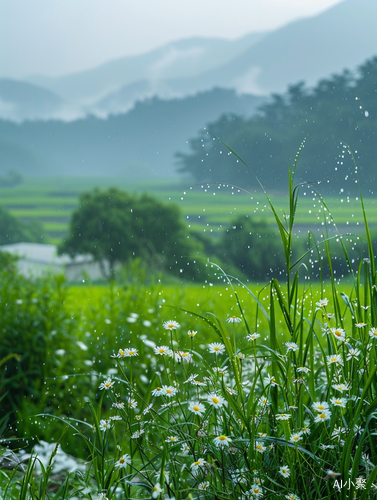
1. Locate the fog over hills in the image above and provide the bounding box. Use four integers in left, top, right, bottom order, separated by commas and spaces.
29, 33, 267, 105
1, 0, 375, 121
0, 79, 66, 122
0, 88, 265, 179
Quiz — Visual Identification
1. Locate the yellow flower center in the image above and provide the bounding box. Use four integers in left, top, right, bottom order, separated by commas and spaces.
320, 413, 326, 419
219, 435, 227, 441
214, 346, 219, 351
336, 400, 341, 405
156, 387, 161, 391
256, 445, 263, 450
318, 405, 325, 410
212, 397, 219, 404
119, 458, 125, 464
166, 389, 172, 394
181, 353, 188, 357
335, 330, 342, 337
373, 332, 377, 337
159, 349, 164, 353
293, 436, 299, 441
153, 486, 158, 492
194, 461, 200, 466
193, 406, 200, 412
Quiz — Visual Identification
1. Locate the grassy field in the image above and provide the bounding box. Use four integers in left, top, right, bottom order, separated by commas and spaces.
1, 176, 376, 243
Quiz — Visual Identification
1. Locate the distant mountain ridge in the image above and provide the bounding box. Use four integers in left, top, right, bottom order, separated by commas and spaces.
0, 79, 65, 121
0, 88, 265, 179
29, 33, 268, 105
0, 0, 376, 121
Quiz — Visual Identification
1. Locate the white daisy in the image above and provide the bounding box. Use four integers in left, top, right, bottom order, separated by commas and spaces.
346, 348, 361, 361
264, 374, 277, 386
226, 315, 242, 323
152, 482, 162, 498
249, 484, 263, 497
297, 366, 311, 373
331, 328, 346, 342
289, 433, 302, 444
187, 330, 197, 337
99, 378, 114, 390
213, 434, 232, 448
326, 354, 343, 365
279, 465, 290, 478
188, 401, 206, 416
330, 397, 347, 408
332, 383, 350, 392
154, 346, 171, 356
208, 343, 226, 354
163, 320, 180, 330
246, 333, 261, 341
115, 454, 131, 469
162, 385, 178, 397
369, 328, 377, 340
190, 458, 206, 472
312, 401, 329, 412
276, 413, 291, 421
314, 411, 331, 423
198, 481, 210, 490
316, 298, 329, 307
99, 419, 112, 432
255, 441, 266, 453
124, 348, 138, 357
285, 342, 299, 352
174, 351, 193, 363
151, 387, 165, 397
165, 436, 179, 443
127, 397, 138, 409
207, 393, 226, 408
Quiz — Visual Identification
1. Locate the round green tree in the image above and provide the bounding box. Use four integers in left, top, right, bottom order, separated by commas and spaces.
59, 188, 194, 279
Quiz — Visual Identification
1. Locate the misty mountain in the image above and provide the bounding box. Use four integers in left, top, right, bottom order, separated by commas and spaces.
29, 33, 268, 105
0, 88, 265, 179
21, 0, 376, 120
0, 79, 66, 121
194, 0, 377, 95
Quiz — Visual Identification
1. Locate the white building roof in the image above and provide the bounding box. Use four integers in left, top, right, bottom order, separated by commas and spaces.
0, 242, 93, 266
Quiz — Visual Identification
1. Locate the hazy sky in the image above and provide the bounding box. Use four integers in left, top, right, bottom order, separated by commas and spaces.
0, 0, 344, 79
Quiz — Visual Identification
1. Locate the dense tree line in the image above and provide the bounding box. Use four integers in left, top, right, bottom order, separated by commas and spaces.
0, 206, 44, 245
176, 57, 377, 194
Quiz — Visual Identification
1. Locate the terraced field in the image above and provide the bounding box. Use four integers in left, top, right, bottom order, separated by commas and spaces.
1, 176, 376, 244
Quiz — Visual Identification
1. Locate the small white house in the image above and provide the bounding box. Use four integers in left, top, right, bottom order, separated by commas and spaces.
0, 242, 105, 282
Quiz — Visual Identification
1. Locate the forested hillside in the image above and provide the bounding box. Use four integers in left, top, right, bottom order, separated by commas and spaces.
177, 57, 377, 194
0, 88, 263, 178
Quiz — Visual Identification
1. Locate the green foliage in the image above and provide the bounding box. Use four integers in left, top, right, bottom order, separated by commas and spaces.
0, 205, 44, 245
59, 188, 199, 280
217, 215, 285, 281
177, 56, 377, 193
0, 266, 83, 432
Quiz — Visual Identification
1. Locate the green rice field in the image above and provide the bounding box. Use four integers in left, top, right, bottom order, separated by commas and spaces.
1, 176, 376, 243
